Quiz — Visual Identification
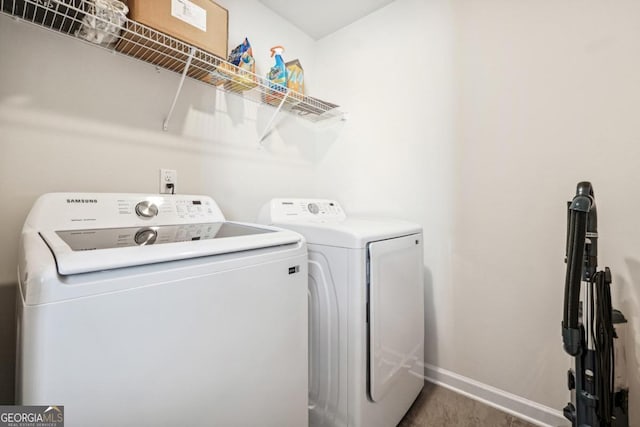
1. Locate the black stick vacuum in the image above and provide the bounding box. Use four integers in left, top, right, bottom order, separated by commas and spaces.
562, 182, 629, 426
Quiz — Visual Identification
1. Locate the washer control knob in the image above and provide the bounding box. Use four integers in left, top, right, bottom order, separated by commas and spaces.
134, 228, 157, 246
308, 203, 320, 214
135, 201, 158, 218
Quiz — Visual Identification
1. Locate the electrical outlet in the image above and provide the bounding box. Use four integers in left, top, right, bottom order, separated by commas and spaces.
159, 169, 177, 194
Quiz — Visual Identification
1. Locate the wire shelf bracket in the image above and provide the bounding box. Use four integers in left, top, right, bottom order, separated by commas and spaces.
163, 46, 196, 131
258, 89, 290, 144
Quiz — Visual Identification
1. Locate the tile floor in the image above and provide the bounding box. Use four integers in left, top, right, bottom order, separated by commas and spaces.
399, 382, 538, 427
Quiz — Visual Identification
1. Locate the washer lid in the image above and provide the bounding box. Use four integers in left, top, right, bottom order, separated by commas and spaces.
40, 221, 301, 275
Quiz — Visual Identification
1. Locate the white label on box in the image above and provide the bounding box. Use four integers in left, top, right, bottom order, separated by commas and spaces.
171, 0, 207, 32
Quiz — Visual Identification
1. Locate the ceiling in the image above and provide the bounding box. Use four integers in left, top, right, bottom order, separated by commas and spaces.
258, 0, 396, 40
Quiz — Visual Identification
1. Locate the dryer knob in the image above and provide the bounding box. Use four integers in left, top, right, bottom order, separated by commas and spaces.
308, 203, 320, 214
135, 201, 158, 218
134, 228, 157, 246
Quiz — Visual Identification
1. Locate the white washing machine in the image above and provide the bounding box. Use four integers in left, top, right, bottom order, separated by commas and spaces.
259, 198, 424, 427
17, 193, 308, 427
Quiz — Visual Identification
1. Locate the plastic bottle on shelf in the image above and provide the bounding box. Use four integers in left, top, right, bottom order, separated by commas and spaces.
265, 45, 288, 105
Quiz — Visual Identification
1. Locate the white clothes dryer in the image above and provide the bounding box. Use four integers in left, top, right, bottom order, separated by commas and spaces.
17, 193, 308, 427
260, 198, 424, 427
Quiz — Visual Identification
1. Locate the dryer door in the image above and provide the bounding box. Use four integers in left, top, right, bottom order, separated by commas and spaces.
368, 234, 424, 402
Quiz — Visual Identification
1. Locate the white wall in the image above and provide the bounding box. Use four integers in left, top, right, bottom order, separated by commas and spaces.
0, 0, 323, 403
453, 0, 640, 421
315, 0, 640, 423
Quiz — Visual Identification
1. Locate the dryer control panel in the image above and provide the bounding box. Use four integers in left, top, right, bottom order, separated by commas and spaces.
263, 198, 346, 223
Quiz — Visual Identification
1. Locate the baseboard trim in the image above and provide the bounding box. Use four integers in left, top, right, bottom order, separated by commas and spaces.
423, 363, 568, 427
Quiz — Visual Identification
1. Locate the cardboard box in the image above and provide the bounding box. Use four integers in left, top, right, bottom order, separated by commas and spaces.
286, 59, 304, 94
124, 0, 228, 58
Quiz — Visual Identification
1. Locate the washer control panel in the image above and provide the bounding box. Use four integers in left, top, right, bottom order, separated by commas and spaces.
26, 193, 226, 230
266, 198, 346, 222
117, 196, 220, 222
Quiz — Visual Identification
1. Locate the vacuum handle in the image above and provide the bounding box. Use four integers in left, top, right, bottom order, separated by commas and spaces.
562, 181, 595, 356
562, 208, 587, 356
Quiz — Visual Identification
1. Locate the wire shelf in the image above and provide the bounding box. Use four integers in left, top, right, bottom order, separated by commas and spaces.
0, 0, 343, 125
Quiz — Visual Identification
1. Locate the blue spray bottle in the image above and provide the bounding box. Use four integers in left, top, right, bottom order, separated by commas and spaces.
267, 46, 288, 102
